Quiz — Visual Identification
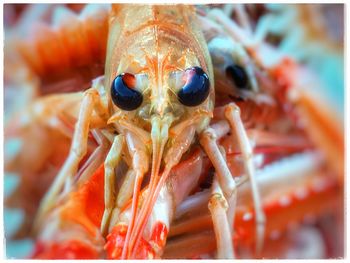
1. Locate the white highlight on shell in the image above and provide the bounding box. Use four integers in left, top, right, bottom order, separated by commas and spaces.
294, 187, 309, 200
253, 154, 264, 167
242, 212, 253, 222
255, 151, 322, 188
19, 113, 31, 126
48, 116, 60, 127
279, 195, 292, 207
311, 178, 327, 193
152, 187, 171, 231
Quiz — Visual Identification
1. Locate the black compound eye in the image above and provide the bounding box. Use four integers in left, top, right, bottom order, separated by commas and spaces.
111, 73, 143, 111
225, 64, 249, 89
177, 67, 210, 107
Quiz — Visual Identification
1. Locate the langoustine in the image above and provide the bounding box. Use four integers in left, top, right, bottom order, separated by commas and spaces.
4, 3, 339, 260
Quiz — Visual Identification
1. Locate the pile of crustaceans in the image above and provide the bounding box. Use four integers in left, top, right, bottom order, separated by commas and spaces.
4, 3, 344, 259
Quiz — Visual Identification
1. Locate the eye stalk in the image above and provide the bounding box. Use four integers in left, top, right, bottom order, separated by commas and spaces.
111, 73, 143, 111
177, 67, 210, 107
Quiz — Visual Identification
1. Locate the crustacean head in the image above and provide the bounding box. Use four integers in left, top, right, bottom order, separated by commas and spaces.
105, 5, 214, 171
103, 4, 214, 257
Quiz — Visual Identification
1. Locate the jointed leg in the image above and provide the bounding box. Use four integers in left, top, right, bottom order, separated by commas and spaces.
121, 131, 150, 259
252, 13, 275, 44
218, 144, 237, 236
234, 4, 252, 34
200, 122, 236, 259
209, 178, 235, 259
34, 89, 98, 230
200, 126, 236, 197
101, 135, 124, 236
34, 81, 107, 232
207, 10, 287, 246
207, 8, 252, 46
107, 169, 136, 232
224, 103, 265, 253
76, 129, 111, 186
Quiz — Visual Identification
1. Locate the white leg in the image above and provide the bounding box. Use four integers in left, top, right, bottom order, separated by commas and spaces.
235, 4, 252, 34
224, 103, 265, 254
209, 178, 235, 259
34, 88, 102, 231
121, 131, 150, 259
101, 134, 124, 236
253, 13, 274, 44
222, 4, 235, 17
200, 123, 236, 259
76, 129, 111, 186
107, 169, 136, 232
207, 8, 252, 46
200, 126, 236, 198
218, 145, 237, 237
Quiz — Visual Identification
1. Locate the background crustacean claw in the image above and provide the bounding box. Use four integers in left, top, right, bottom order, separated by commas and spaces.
4, 3, 344, 259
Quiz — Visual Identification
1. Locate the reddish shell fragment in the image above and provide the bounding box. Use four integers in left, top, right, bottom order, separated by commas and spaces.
60, 164, 105, 236
150, 221, 169, 251
32, 239, 99, 259
105, 224, 156, 259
